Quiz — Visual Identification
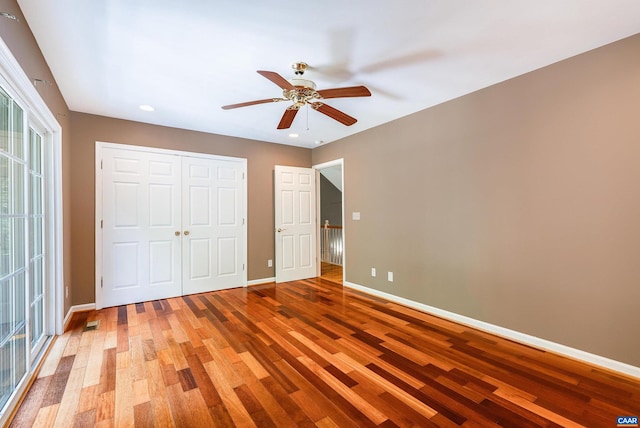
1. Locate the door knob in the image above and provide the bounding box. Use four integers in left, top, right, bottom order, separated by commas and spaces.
184, 230, 190, 236
277, 228, 286, 233
175, 231, 180, 236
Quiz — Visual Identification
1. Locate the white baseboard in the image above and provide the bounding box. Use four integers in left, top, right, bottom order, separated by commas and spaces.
344, 281, 640, 380
63, 303, 97, 331
248, 277, 275, 286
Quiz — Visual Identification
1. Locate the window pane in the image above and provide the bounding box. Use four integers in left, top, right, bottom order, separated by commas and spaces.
30, 298, 43, 348
29, 217, 43, 259
30, 176, 42, 216
12, 162, 25, 215
29, 130, 42, 174
12, 323, 27, 387
11, 101, 24, 160
0, 156, 8, 216
0, 278, 9, 340
30, 258, 43, 299
0, 339, 11, 409
14, 272, 25, 328
13, 218, 25, 271
0, 217, 9, 278
0, 90, 8, 153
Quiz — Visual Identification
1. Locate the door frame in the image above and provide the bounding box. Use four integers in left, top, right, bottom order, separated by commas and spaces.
95, 141, 248, 309
313, 158, 345, 283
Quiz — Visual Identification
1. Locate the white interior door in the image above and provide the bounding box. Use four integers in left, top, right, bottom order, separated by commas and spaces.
275, 165, 317, 282
182, 156, 245, 294
101, 148, 182, 307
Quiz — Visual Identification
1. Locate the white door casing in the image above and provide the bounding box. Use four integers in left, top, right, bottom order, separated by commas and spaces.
101, 148, 183, 308
275, 165, 317, 283
97, 143, 247, 309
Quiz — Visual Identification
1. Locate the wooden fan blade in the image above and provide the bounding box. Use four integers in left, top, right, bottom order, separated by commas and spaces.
257, 70, 295, 90
316, 85, 371, 99
277, 107, 299, 129
311, 102, 357, 126
221, 98, 285, 110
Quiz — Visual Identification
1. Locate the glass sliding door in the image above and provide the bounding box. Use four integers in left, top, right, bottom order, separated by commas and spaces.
0, 39, 60, 424
0, 85, 48, 415
0, 87, 28, 411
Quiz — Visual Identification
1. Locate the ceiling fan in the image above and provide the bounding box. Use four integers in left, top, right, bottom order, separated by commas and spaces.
221, 62, 371, 129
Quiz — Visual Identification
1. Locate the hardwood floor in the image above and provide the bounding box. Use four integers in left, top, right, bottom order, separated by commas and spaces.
321, 262, 343, 284
9, 278, 640, 427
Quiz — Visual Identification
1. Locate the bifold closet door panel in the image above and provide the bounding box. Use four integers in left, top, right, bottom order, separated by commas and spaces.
101, 148, 183, 307
181, 156, 244, 295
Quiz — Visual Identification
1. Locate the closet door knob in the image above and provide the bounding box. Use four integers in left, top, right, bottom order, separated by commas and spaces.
175, 231, 180, 236
184, 230, 190, 236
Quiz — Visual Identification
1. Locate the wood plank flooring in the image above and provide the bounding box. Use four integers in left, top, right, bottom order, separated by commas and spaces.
321, 263, 343, 284
9, 278, 640, 427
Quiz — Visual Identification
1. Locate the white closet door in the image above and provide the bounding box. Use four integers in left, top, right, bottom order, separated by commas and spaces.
101, 148, 182, 307
182, 156, 244, 294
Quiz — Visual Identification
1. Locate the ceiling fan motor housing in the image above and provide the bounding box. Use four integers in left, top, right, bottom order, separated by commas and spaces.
285, 78, 318, 107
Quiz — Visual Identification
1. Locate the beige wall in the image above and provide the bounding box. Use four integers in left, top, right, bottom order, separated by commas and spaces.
0, 0, 73, 313
70, 113, 311, 304
313, 33, 640, 366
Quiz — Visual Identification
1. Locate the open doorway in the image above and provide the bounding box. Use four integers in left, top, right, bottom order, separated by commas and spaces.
314, 160, 344, 284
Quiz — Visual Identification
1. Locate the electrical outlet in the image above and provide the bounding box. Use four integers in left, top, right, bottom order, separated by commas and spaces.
268, 259, 273, 268
387, 272, 394, 282
371, 268, 376, 277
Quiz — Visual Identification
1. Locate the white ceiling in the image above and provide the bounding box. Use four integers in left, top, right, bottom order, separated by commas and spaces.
15, 1, 640, 149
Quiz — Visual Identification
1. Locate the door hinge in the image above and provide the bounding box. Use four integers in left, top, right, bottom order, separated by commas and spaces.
242, 218, 245, 225
101, 219, 103, 229
243, 264, 245, 271
101, 159, 103, 169
101, 277, 103, 288
242, 172, 245, 180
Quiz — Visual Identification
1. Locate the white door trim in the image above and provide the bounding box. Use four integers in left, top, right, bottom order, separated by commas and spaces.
95, 142, 247, 309
313, 159, 345, 283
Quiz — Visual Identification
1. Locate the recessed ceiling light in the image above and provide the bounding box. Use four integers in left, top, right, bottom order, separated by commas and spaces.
139, 104, 155, 112
289, 133, 299, 138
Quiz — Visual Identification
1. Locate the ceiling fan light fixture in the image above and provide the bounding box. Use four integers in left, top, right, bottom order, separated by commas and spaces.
288, 78, 316, 90
139, 104, 155, 112
289, 133, 299, 138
